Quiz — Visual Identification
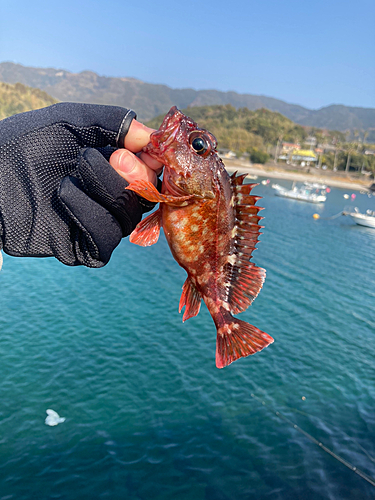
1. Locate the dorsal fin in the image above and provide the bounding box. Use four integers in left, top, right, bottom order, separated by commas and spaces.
224, 172, 266, 315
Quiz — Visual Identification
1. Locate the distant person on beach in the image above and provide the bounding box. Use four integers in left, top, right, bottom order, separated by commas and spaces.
0, 103, 162, 267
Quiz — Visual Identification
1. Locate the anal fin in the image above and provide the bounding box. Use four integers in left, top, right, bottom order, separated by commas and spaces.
129, 208, 161, 246
179, 277, 202, 322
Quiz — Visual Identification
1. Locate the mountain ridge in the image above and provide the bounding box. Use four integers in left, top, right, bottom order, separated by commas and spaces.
0, 62, 374, 136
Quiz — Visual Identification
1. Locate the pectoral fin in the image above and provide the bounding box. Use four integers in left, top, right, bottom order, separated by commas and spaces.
126, 180, 194, 205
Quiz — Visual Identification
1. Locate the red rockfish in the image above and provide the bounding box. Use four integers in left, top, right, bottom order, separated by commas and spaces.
126, 107, 273, 368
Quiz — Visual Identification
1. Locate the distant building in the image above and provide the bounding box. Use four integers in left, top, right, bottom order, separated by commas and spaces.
282, 142, 300, 153
320, 143, 337, 153
304, 136, 317, 148
279, 149, 317, 165
291, 149, 318, 163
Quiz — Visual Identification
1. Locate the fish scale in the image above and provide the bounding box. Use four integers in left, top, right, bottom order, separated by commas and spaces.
126, 107, 273, 368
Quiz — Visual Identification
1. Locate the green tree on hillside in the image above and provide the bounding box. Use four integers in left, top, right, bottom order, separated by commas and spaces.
249, 148, 270, 164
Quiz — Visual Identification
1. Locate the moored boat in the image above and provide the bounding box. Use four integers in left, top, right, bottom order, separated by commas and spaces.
343, 208, 375, 228
272, 182, 327, 203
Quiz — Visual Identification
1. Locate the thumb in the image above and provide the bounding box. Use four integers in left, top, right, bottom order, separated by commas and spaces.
110, 149, 158, 186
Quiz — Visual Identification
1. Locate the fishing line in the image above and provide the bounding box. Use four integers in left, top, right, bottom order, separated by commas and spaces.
249, 392, 375, 488
252, 384, 375, 463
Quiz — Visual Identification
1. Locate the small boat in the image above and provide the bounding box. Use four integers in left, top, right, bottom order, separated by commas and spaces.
272, 182, 327, 203
304, 181, 327, 190
343, 208, 375, 228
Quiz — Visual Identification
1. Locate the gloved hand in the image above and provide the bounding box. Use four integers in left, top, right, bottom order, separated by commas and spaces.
0, 102, 158, 267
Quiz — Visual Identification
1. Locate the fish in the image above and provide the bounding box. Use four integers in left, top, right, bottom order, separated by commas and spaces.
125, 107, 274, 368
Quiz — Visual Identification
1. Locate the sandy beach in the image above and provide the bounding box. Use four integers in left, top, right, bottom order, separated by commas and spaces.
223, 159, 373, 191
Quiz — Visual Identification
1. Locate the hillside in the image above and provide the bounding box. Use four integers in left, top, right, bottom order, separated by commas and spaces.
147, 105, 306, 152
0, 81, 57, 119
147, 105, 344, 154
147, 105, 375, 174
0, 62, 374, 138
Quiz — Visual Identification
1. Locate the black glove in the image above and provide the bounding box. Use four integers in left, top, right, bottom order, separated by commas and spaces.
0, 102, 154, 267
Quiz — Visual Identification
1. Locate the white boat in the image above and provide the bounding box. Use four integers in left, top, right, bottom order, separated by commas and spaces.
272, 182, 327, 203
304, 181, 327, 190
343, 208, 375, 228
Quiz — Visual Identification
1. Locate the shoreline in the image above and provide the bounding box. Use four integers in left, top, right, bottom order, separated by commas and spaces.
223, 160, 373, 191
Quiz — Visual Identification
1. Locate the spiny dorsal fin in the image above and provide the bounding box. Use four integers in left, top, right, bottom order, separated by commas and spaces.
224, 173, 266, 315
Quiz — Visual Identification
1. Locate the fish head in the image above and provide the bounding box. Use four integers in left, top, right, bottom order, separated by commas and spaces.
144, 107, 221, 197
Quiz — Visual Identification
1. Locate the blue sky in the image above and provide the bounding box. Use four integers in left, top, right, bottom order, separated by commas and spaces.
0, 0, 374, 110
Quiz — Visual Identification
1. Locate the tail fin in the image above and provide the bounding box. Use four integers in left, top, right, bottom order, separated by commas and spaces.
216, 318, 273, 369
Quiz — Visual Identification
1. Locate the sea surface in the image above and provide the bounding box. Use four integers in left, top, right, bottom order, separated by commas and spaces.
0, 178, 374, 500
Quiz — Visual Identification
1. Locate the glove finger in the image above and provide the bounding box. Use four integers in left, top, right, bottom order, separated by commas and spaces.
78, 148, 151, 234
59, 176, 123, 267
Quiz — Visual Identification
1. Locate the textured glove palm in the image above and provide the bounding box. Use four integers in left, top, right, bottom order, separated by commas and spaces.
0, 102, 151, 267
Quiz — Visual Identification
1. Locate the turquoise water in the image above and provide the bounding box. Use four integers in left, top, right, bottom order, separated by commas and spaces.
0, 179, 374, 499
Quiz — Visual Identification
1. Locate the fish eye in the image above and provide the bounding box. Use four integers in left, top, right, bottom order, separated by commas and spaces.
189, 133, 210, 156
192, 137, 207, 154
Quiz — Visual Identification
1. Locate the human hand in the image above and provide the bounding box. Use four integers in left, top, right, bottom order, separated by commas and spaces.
0, 103, 161, 267
110, 120, 163, 187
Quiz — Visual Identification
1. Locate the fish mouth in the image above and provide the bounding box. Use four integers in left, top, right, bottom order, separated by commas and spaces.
143, 106, 186, 161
